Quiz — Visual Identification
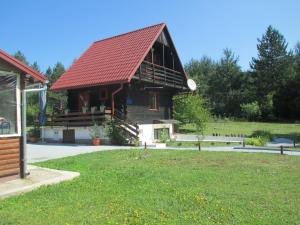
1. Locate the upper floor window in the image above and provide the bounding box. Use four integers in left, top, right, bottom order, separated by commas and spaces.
149, 92, 159, 111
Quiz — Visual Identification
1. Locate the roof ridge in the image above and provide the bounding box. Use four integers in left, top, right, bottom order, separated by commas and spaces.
94, 22, 165, 44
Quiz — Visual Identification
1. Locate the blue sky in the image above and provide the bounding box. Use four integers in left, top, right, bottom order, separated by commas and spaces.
1, 0, 299, 72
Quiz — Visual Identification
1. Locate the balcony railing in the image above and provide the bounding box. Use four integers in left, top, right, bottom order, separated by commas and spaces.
134, 61, 186, 89
48, 110, 112, 127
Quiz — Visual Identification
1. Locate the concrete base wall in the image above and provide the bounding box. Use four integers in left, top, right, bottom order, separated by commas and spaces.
43, 123, 175, 145
138, 123, 174, 145
43, 126, 109, 144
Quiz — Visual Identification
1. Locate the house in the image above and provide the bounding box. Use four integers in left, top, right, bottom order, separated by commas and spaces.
0, 49, 46, 180
47, 23, 189, 144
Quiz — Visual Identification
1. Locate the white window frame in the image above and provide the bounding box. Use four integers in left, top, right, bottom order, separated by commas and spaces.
0, 71, 21, 137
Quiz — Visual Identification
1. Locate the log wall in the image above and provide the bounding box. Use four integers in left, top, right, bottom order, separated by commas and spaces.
0, 137, 20, 178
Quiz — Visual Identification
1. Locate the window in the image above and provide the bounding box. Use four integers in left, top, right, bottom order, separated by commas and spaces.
154, 128, 170, 140
0, 73, 19, 135
149, 92, 159, 110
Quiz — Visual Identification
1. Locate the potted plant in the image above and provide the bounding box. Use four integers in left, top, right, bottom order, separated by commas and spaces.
28, 126, 40, 143
91, 106, 97, 113
89, 123, 101, 145
82, 106, 88, 113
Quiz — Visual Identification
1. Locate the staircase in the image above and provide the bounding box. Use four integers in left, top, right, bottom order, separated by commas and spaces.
113, 110, 139, 139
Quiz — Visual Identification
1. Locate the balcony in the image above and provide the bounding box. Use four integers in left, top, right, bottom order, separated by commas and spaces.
48, 110, 112, 127
134, 61, 186, 89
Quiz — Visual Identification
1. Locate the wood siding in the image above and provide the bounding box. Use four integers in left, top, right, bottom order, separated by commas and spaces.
126, 82, 174, 124
0, 137, 20, 178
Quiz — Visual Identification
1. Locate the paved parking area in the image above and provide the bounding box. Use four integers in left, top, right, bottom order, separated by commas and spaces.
27, 143, 134, 163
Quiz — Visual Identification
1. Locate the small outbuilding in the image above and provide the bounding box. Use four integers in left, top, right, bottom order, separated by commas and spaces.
0, 49, 46, 180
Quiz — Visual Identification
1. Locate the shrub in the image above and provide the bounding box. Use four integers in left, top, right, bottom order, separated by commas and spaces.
158, 129, 169, 143
244, 137, 266, 146
251, 130, 273, 142
28, 126, 40, 138
105, 120, 138, 145
89, 123, 101, 139
240, 101, 261, 121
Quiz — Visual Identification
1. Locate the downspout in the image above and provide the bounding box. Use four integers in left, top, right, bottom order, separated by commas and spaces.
111, 83, 124, 116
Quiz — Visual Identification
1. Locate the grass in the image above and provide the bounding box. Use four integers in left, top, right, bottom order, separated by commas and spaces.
179, 121, 300, 141
1, 150, 300, 225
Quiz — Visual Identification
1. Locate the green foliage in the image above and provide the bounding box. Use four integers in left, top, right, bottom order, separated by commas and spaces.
158, 129, 169, 143
251, 130, 273, 142
240, 101, 261, 120
105, 120, 136, 145
14, 50, 29, 65
250, 26, 295, 119
46, 63, 68, 114
185, 56, 216, 96
173, 94, 210, 140
273, 42, 300, 119
88, 123, 101, 139
27, 126, 40, 138
244, 137, 266, 146
13, 51, 68, 125
184, 25, 300, 121
31, 61, 41, 72
26, 101, 39, 125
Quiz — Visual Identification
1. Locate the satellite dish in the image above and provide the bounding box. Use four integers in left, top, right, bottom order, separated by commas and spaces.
187, 79, 197, 91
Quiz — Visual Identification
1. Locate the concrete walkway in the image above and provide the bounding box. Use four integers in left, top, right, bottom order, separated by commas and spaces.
0, 165, 79, 199
267, 137, 295, 147
174, 134, 244, 142
155, 146, 300, 156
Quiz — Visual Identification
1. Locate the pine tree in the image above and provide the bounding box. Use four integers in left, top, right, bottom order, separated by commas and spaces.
250, 25, 294, 119
47, 62, 67, 114
14, 50, 29, 65
31, 61, 41, 72
208, 48, 243, 117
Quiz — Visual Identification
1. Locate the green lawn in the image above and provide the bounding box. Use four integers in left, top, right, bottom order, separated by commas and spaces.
179, 121, 300, 140
1, 150, 300, 225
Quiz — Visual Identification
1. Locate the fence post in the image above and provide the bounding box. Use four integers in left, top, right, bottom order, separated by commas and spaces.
294, 139, 296, 148
144, 142, 147, 150
198, 141, 201, 151
243, 140, 245, 147
280, 145, 283, 155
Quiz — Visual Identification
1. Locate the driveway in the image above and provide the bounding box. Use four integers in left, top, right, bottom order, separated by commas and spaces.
27, 144, 134, 163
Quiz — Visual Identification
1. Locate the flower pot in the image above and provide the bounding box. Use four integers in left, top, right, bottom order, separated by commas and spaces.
92, 138, 101, 146
82, 107, 88, 113
29, 136, 39, 143
91, 107, 97, 113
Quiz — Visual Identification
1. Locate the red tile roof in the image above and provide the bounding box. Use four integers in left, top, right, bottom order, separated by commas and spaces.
0, 49, 46, 83
51, 23, 167, 91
